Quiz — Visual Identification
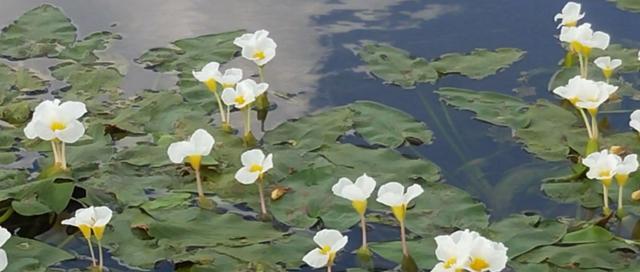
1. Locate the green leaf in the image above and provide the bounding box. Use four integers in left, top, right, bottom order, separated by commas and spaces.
54, 31, 121, 63
370, 239, 437, 270
0, 62, 48, 94
357, 43, 438, 88
135, 30, 243, 73
515, 240, 637, 270
609, 0, 640, 13
561, 225, 613, 244
4, 236, 74, 271
486, 214, 567, 258
592, 44, 640, 73
430, 48, 525, 79
350, 101, 433, 147
541, 179, 602, 209
49, 62, 123, 94
0, 4, 76, 60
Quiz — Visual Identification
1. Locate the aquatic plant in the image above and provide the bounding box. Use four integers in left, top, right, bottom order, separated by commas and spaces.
594, 56, 622, 81
234, 149, 273, 217
222, 78, 268, 145
582, 149, 619, 214
331, 173, 376, 253
302, 229, 348, 272
233, 29, 276, 110
167, 129, 215, 208
192, 62, 243, 130
23, 99, 86, 170
432, 229, 508, 272
61, 206, 112, 271
613, 153, 638, 215
376, 182, 423, 257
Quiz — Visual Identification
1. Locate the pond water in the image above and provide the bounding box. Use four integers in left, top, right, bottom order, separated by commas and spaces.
2, 0, 640, 271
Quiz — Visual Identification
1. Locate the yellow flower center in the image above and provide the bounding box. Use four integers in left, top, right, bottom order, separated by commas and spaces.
598, 170, 611, 178
222, 83, 235, 89
50, 121, 66, 131
205, 79, 218, 92
444, 257, 457, 268
188, 155, 202, 171
249, 164, 263, 173
235, 95, 246, 105
93, 226, 106, 240
320, 245, 332, 255
78, 224, 92, 240
565, 21, 577, 27
253, 51, 266, 60
616, 174, 629, 187
469, 257, 490, 271
351, 200, 367, 215
603, 68, 613, 79
391, 204, 406, 222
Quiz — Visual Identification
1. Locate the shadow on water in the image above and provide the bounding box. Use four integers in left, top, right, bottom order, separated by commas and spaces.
2, 0, 640, 271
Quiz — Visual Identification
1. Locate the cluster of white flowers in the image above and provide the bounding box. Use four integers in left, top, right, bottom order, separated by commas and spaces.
582, 149, 638, 213
432, 229, 508, 272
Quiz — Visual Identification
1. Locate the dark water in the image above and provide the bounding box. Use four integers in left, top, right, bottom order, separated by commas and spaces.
2, 0, 640, 271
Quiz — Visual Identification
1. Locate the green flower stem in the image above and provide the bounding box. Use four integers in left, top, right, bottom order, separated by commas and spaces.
578, 108, 593, 139
97, 239, 104, 271
194, 168, 205, 202
618, 185, 624, 213
86, 236, 97, 267
589, 111, 599, 139
258, 66, 265, 82
359, 213, 368, 249
211, 84, 227, 125
257, 176, 267, 216
60, 142, 67, 169
603, 183, 611, 215
399, 219, 408, 257
243, 106, 252, 136
51, 141, 60, 166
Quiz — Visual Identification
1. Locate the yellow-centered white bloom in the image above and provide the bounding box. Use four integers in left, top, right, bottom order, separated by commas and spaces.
554, 2, 584, 28
24, 99, 86, 143
61, 206, 113, 240
0, 227, 10, 271
238, 78, 269, 98
594, 56, 622, 79
302, 229, 348, 268
570, 77, 618, 111
559, 23, 610, 54
235, 149, 273, 184
629, 110, 640, 133
432, 229, 478, 272
221, 86, 256, 109
552, 75, 584, 104
332, 174, 377, 215
192, 62, 222, 90
376, 182, 423, 221
234, 29, 277, 66
465, 236, 509, 272
217, 68, 243, 89
615, 154, 638, 185
583, 149, 621, 182
167, 129, 215, 170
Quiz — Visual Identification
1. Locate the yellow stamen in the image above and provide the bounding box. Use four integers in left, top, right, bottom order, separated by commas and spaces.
50, 121, 66, 131
588, 108, 598, 116
319, 246, 336, 265
205, 79, 218, 92
391, 205, 406, 223
602, 178, 612, 187
78, 225, 92, 240
93, 226, 105, 240
351, 200, 367, 215
603, 68, 613, 79
444, 257, 457, 269
598, 170, 611, 179
253, 51, 266, 60
188, 155, 202, 171
570, 41, 583, 54
235, 95, 246, 106
469, 257, 490, 272
249, 164, 263, 173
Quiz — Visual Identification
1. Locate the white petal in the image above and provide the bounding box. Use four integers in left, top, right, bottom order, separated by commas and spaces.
0, 228, 10, 247
591, 32, 610, 50
354, 174, 376, 198
253, 83, 269, 97
434, 235, 458, 261
0, 250, 7, 271
167, 141, 192, 164
23, 120, 39, 139
431, 262, 451, 272
254, 29, 270, 41
331, 235, 348, 252
332, 178, 354, 199
222, 68, 243, 84
55, 120, 85, 143
241, 149, 265, 166
58, 101, 87, 121
302, 248, 328, 268
262, 153, 273, 172
221, 88, 237, 106
341, 184, 366, 201
610, 59, 622, 69
61, 217, 78, 227
190, 129, 215, 156
235, 167, 259, 184
29, 119, 56, 141
594, 56, 610, 69
404, 184, 424, 204
630, 120, 640, 132
93, 206, 113, 226
313, 229, 343, 247
376, 182, 405, 206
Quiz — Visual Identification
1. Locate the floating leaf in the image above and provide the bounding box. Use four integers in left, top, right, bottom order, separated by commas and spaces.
357, 43, 437, 88
514, 240, 636, 270
0, 4, 76, 60
430, 48, 525, 79
486, 214, 567, 258
0, 62, 48, 94
49, 62, 123, 94
4, 236, 74, 271
561, 225, 613, 244
609, 0, 640, 13
135, 30, 243, 73
370, 239, 437, 270
54, 31, 121, 63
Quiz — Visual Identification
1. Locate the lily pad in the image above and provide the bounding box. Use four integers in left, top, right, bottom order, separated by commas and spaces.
609, 0, 640, 13
486, 214, 567, 258
370, 239, 437, 270
430, 48, 525, 79
4, 236, 74, 271
0, 4, 76, 60
357, 43, 438, 88
514, 240, 637, 270
0, 62, 48, 94
54, 31, 122, 63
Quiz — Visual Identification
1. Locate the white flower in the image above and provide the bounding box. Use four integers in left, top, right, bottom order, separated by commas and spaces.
192, 62, 222, 83
221, 86, 256, 109
23, 99, 86, 143
594, 56, 622, 78
302, 229, 348, 268
0, 227, 10, 271
376, 182, 423, 207
331, 174, 376, 202
61, 206, 113, 240
616, 154, 638, 176
629, 110, 640, 133
218, 68, 243, 88
559, 76, 618, 110
560, 23, 610, 52
583, 149, 621, 181
237, 78, 269, 98
233, 30, 277, 66
465, 236, 509, 272
167, 129, 215, 169
235, 149, 273, 184
554, 2, 584, 28
432, 229, 478, 272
